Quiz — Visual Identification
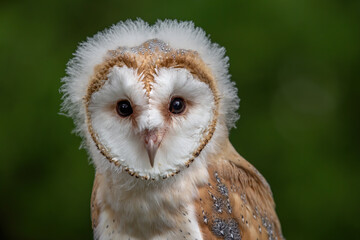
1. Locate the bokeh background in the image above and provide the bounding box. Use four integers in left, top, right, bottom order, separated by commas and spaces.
1, 0, 359, 239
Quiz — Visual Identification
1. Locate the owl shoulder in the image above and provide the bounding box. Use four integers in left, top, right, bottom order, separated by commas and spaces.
194, 140, 284, 239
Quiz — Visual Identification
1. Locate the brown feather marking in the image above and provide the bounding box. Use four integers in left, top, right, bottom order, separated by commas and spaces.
195, 140, 284, 240
91, 174, 102, 229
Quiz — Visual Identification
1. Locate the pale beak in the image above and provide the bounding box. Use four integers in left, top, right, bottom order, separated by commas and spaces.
144, 129, 162, 168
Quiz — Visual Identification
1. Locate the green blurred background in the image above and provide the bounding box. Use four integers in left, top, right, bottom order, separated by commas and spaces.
1, 0, 359, 239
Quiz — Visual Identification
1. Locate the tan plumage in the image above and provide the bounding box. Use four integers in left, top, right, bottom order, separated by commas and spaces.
195, 140, 283, 239
91, 139, 283, 239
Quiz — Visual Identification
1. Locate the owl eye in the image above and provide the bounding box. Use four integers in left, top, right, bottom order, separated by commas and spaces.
116, 100, 133, 117
169, 97, 186, 114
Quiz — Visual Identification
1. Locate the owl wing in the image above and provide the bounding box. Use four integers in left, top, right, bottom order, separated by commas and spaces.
194, 140, 284, 240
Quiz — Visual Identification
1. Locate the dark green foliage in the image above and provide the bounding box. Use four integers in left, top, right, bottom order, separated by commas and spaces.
0, 0, 359, 239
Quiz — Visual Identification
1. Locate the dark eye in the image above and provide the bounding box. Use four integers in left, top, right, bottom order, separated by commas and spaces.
116, 100, 133, 117
169, 97, 186, 114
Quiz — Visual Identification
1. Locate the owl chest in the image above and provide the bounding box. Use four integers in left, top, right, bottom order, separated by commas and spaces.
95, 200, 203, 240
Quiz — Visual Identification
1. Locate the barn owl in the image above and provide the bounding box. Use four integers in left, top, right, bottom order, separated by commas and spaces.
61, 19, 284, 240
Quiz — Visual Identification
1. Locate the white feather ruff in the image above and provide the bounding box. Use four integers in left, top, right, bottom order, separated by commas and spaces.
61, 19, 239, 136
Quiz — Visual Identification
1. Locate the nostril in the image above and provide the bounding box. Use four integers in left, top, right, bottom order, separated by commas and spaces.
150, 135, 157, 143
144, 129, 159, 144
145, 135, 150, 144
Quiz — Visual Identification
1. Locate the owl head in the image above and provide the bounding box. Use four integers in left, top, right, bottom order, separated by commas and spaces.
61, 19, 239, 181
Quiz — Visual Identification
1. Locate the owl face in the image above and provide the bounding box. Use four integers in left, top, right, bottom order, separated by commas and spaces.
62, 20, 239, 181
86, 40, 219, 180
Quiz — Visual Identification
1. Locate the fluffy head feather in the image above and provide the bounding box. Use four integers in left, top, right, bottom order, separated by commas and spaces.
61, 19, 240, 180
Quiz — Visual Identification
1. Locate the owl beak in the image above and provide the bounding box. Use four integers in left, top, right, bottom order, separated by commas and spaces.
145, 140, 158, 168
144, 130, 162, 168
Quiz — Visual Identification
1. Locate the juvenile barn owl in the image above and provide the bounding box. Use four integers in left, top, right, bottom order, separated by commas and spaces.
61, 19, 284, 240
